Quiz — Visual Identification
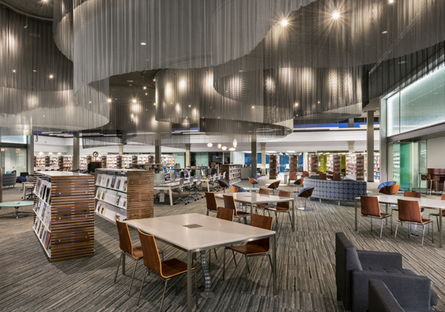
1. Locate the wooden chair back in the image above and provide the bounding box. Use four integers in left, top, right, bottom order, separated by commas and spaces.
205, 192, 217, 211
397, 199, 422, 223
277, 190, 291, 210
138, 231, 163, 276
248, 214, 273, 251
302, 171, 309, 177
289, 172, 297, 180
248, 177, 258, 185
231, 185, 242, 193
259, 188, 270, 195
404, 191, 421, 198
319, 172, 327, 180
294, 178, 304, 185
268, 180, 280, 189
223, 195, 236, 210
216, 207, 234, 222
116, 219, 134, 256
360, 196, 380, 217
333, 173, 341, 181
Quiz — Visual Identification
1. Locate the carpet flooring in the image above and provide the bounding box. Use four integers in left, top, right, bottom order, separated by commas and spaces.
0, 177, 444, 311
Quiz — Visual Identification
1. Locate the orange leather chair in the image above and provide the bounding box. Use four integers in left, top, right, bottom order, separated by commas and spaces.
267, 180, 280, 195
205, 192, 218, 215
358, 196, 390, 238
395, 199, 433, 246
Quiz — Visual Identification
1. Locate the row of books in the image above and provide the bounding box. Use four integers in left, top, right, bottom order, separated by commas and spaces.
34, 200, 51, 229
34, 179, 52, 204
34, 218, 51, 252
96, 174, 127, 192
95, 187, 127, 209
95, 201, 126, 222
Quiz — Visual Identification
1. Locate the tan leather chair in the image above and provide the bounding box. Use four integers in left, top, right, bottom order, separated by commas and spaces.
395, 199, 433, 246
358, 196, 390, 238
255, 188, 270, 214
332, 173, 341, 181
223, 214, 273, 280
115, 219, 161, 295
223, 194, 250, 224
205, 192, 218, 215
428, 194, 445, 232
267, 180, 280, 195
302, 171, 309, 178
248, 177, 259, 188
266, 190, 292, 231
137, 231, 197, 310
217, 207, 234, 222
391, 191, 421, 233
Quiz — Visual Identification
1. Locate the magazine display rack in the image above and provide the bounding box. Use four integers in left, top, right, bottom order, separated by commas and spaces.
33, 172, 95, 262
94, 169, 154, 223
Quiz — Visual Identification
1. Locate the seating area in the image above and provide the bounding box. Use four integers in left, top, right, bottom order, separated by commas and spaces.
304, 177, 367, 204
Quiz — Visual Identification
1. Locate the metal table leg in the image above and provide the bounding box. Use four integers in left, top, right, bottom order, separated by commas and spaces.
440, 208, 443, 248
291, 200, 295, 232
200, 250, 214, 298
272, 234, 277, 295
187, 250, 192, 312
168, 187, 173, 206
355, 199, 358, 232
15, 207, 19, 219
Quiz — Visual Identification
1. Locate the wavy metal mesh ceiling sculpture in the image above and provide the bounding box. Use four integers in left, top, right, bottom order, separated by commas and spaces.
0, 5, 109, 132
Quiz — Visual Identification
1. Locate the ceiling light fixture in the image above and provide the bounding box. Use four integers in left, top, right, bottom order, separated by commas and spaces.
281, 19, 288, 27
221, 146, 227, 151
207, 143, 213, 147
295, 102, 298, 107
12, 69, 16, 73
49, 74, 53, 79
132, 99, 137, 103
233, 139, 237, 148
143, 86, 147, 90
382, 30, 388, 34
218, 144, 222, 149
140, 42, 146, 46
332, 11, 340, 19
33, 69, 37, 73
108, 98, 112, 103
229, 147, 236, 151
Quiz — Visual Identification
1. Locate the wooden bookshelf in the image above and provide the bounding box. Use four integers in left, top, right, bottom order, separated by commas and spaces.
333, 154, 341, 174
221, 164, 241, 183
289, 155, 298, 174
33, 172, 95, 262
269, 155, 279, 179
94, 169, 154, 223
310, 154, 319, 173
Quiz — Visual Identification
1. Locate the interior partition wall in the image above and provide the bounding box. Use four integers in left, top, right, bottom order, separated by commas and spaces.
381, 63, 445, 191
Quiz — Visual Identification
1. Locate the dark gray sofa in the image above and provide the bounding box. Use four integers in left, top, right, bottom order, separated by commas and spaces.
335, 232, 437, 312
368, 279, 444, 312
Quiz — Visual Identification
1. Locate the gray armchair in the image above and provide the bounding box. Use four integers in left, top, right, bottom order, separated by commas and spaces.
368, 279, 444, 312
335, 232, 437, 312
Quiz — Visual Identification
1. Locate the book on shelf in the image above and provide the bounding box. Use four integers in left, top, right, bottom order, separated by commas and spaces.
115, 194, 121, 206
110, 175, 116, 188
123, 180, 127, 192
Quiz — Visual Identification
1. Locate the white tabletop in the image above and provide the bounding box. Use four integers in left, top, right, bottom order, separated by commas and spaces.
215, 192, 293, 204
356, 194, 445, 209
126, 213, 275, 251
154, 181, 180, 187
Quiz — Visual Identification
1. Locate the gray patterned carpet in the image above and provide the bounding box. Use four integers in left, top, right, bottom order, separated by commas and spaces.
0, 177, 444, 312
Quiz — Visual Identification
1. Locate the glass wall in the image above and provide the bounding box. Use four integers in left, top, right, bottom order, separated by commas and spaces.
0, 147, 27, 174
387, 65, 445, 136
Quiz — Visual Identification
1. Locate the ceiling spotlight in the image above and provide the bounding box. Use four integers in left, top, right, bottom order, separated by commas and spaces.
280, 19, 288, 27
207, 143, 213, 147
295, 102, 299, 107
153, 103, 156, 105
49, 74, 53, 79
132, 99, 137, 103
153, 78, 156, 82
218, 144, 222, 149
332, 11, 340, 19
108, 98, 112, 103
33, 69, 37, 73
382, 30, 388, 34
188, 105, 191, 108
140, 42, 146, 46
12, 69, 16, 73
89, 100, 91, 104
251, 106, 254, 109
389, 0, 394, 3
229, 147, 236, 151
221, 146, 227, 151
317, 101, 321, 104
143, 86, 147, 90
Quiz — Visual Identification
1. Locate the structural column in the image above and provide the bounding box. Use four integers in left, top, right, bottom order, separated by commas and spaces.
155, 140, 161, 163
185, 143, 191, 167
261, 143, 266, 175
73, 132, 80, 171
367, 110, 375, 182
251, 137, 257, 178
27, 134, 34, 174
119, 145, 123, 155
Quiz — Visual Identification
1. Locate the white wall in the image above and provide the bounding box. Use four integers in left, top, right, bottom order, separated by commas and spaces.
427, 137, 445, 168
231, 152, 245, 165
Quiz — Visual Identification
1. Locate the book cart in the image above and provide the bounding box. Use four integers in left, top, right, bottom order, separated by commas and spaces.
94, 169, 154, 223
33, 172, 95, 262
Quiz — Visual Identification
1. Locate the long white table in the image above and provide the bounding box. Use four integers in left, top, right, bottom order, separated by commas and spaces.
215, 192, 296, 232
126, 213, 277, 312
355, 195, 445, 247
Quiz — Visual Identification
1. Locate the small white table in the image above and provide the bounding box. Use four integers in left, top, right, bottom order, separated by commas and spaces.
154, 181, 180, 206
355, 195, 445, 247
126, 213, 277, 312
216, 192, 296, 232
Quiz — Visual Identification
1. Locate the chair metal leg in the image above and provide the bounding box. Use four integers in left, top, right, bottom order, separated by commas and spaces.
128, 258, 139, 295
213, 248, 218, 260
232, 250, 237, 267
421, 224, 426, 247
371, 217, 373, 231
245, 255, 250, 274
114, 252, 123, 283
137, 269, 148, 306
431, 222, 434, 243
267, 254, 273, 270
358, 215, 362, 233
159, 279, 168, 312
223, 248, 226, 281
394, 221, 399, 239
380, 218, 384, 238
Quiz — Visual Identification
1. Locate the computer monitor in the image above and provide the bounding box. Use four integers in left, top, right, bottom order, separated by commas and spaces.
174, 171, 180, 180
88, 162, 101, 173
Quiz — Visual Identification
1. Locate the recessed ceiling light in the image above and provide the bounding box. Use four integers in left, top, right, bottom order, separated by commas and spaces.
218, 144, 222, 149
281, 19, 288, 27
153, 78, 155, 82
140, 42, 146, 46
49, 74, 53, 79
143, 86, 146, 90
188, 105, 191, 107
229, 147, 236, 151
317, 101, 320, 104
382, 30, 388, 34
127, 80, 133, 83
153, 103, 156, 105
132, 99, 137, 103
332, 11, 340, 19
108, 98, 112, 103
239, 69, 243, 73
12, 69, 16, 73
389, 0, 394, 3
222, 146, 227, 151
33, 69, 37, 72
295, 102, 299, 107
145, 93, 148, 95
252, 106, 254, 109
